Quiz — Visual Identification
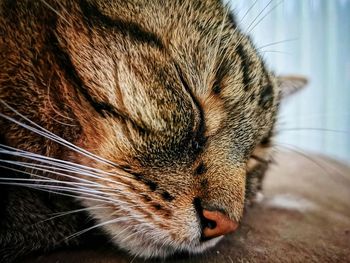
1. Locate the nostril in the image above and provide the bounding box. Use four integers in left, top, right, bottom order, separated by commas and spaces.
193, 198, 215, 231
193, 197, 208, 229
193, 198, 238, 241
204, 219, 216, 230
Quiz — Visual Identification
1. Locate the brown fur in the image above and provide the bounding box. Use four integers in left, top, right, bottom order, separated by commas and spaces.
21, 152, 350, 263
0, 0, 303, 261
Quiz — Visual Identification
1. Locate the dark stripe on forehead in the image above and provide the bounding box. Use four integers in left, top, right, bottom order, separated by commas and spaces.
236, 43, 253, 92
78, 0, 164, 49
258, 62, 274, 109
46, 19, 147, 134
174, 64, 207, 155
228, 11, 238, 29
46, 29, 108, 117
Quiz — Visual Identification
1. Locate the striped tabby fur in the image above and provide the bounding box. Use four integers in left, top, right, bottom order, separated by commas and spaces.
0, 0, 304, 261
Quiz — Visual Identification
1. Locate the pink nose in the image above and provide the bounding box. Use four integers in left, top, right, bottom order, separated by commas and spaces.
202, 210, 238, 239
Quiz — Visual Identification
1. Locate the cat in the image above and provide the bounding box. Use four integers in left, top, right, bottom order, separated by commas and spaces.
0, 0, 306, 262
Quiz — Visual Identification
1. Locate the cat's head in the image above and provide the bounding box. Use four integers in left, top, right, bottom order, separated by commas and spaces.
0, 0, 306, 258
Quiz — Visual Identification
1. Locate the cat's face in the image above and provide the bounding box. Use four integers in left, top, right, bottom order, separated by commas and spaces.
58, 0, 279, 257
0, 0, 306, 259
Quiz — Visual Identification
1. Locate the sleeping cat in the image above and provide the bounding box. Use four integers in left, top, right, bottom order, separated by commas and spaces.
0, 0, 306, 262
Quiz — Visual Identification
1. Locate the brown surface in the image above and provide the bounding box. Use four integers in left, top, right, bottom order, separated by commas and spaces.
23, 152, 350, 263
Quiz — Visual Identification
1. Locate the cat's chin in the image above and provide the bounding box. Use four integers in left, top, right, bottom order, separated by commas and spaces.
97, 216, 223, 259
83, 199, 224, 259
113, 232, 223, 259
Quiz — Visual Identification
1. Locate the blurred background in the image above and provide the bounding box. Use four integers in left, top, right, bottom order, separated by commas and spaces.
228, 0, 350, 163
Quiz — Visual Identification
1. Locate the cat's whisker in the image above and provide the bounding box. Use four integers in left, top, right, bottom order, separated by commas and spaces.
237, 0, 259, 25
246, 0, 275, 32
116, 223, 152, 246
31, 184, 136, 207
0, 153, 109, 181
63, 217, 136, 242
129, 253, 139, 263
232, 0, 282, 58
111, 225, 134, 246
256, 38, 298, 51
54, 0, 72, 17
216, 0, 262, 76
0, 160, 105, 187
0, 146, 156, 206
206, 4, 229, 87
277, 127, 350, 135
0, 177, 114, 199
0, 166, 137, 205
39, 0, 72, 26
48, 116, 77, 127
0, 157, 130, 189
45, 73, 77, 126
0, 163, 127, 198
0, 144, 125, 179
250, 154, 270, 165
48, 205, 106, 217
260, 50, 292, 56
0, 182, 117, 205
36, 205, 108, 225
0, 163, 152, 211
247, 0, 284, 34
0, 175, 96, 189
232, 0, 274, 53
0, 147, 136, 191
0, 100, 120, 168
279, 112, 350, 121
0, 111, 110, 167
273, 142, 349, 183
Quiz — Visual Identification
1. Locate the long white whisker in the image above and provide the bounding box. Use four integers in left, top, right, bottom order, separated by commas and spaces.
0, 175, 95, 188
273, 143, 349, 183
238, 0, 259, 24
232, 0, 282, 57
0, 158, 130, 189
0, 158, 125, 189
64, 217, 129, 242
0, 100, 118, 168
256, 38, 298, 50
247, 0, 284, 34
0, 178, 112, 201
245, 0, 275, 33
260, 50, 292, 56
37, 205, 108, 225
0, 167, 134, 205
39, 0, 72, 26
1, 178, 148, 219
206, 6, 229, 87
0, 161, 102, 187
277, 127, 350, 134
0, 145, 134, 184
0, 182, 116, 204
0, 144, 115, 176
0, 164, 148, 209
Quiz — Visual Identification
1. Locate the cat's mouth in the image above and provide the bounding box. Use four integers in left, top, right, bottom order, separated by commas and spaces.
90, 200, 239, 259
82, 190, 241, 259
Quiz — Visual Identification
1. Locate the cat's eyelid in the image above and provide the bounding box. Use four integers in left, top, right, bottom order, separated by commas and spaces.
174, 63, 207, 150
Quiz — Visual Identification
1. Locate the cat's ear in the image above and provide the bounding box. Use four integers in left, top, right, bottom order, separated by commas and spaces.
277, 75, 308, 99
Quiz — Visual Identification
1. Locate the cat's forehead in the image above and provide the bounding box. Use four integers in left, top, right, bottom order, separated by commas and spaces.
71, 0, 278, 165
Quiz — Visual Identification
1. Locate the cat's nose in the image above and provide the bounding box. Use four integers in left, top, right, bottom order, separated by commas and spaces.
201, 209, 238, 240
